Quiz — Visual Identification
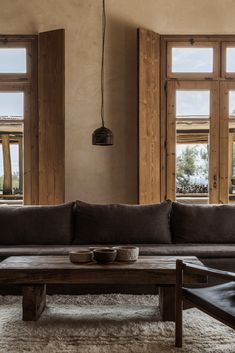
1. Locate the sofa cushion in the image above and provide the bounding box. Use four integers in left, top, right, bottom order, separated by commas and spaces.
171, 202, 235, 243
74, 200, 172, 244
0, 202, 74, 245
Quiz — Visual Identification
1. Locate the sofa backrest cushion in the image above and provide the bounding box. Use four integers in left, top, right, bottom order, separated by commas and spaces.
74, 200, 172, 244
0, 202, 74, 245
171, 202, 235, 243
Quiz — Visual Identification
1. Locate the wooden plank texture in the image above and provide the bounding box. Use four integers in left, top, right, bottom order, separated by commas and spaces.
160, 37, 167, 201
138, 28, 161, 204
159, 286, 176, 321
166, 81, 176, 200
22, 284, 46, 321
209, 82, 220, 204
38, 29, 65, 205
0, 256, 206, 286
219, 82, 230, 204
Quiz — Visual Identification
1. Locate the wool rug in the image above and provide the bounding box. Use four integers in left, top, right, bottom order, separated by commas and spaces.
0, 294, 234, 353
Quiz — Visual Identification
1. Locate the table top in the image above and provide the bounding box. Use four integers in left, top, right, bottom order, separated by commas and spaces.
0, 255, 206, 285
0, 255, 203, 270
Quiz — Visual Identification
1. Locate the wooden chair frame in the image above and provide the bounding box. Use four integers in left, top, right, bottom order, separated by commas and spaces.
175, 259, 235, 347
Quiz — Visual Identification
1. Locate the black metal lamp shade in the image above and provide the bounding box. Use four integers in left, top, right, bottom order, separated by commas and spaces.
92, 126, 113, 146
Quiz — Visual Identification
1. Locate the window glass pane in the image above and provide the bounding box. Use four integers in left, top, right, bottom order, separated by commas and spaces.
10, 144, 20, 193
0, 127, 23, 203
176, 120, 209, 204
176, 90, 210, 118
172, 48, 213, 73
229, 91, 235, 117
226, 48, 235, 73
0, 48, 26, 73
0, 92, 24, 119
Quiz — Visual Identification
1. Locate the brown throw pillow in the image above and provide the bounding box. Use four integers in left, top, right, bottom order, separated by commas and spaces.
0, 202, 74, 245
73, 200, 172, 244
171, 202, 235, 243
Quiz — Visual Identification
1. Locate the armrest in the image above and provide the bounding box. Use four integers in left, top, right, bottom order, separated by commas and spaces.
182, 261, 235, 281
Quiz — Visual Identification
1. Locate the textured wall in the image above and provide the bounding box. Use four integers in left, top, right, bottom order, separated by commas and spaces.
0, 0, 234, 203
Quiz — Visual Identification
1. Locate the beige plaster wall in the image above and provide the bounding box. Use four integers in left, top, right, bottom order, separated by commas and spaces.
0, 0, 234, 203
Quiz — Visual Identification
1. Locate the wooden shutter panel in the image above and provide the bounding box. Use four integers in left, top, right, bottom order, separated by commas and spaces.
38, 29, 65, 205
138, 28, 161, 204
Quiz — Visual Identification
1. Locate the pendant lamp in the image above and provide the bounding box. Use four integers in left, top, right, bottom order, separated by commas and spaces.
92, 0, 113, 146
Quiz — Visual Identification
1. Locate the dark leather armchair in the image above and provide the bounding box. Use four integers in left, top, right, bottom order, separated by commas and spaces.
175, 259, 235, 347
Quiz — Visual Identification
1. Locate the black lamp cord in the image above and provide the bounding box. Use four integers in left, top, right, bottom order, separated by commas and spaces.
101, 0, 106, 128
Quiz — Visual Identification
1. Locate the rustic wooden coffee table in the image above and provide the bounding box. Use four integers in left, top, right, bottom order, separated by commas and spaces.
0, 255, 206, 321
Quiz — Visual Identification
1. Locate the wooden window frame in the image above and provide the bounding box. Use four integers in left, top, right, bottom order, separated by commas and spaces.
219, 81, 235, 204
162, 35, 235, 204
221, 42, 235, 79
0, 30, 65, 206
139, 32, 235, 205
0, 35, 38, 205
167, 41, 220, 79
0, 41, 32, 81
166, 80, 219, 203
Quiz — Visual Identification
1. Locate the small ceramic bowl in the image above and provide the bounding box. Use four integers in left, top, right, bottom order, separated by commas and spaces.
69, 250, 93, 263
93, 248, 117, 264
116, 246, 139, 262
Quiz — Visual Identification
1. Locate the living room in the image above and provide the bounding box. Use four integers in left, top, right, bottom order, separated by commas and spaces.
0, 0, 234, 352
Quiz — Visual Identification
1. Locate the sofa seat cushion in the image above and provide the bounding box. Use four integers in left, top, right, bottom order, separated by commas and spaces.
0, 244, 235, 258
171, 202, 235, 243
0, 202, 74, 245
137, 244, 235, 258
73, 200, 172, 245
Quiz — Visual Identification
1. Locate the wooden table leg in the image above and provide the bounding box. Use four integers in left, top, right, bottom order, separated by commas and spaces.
159, 286, 175, 322
22, 284, 46, 321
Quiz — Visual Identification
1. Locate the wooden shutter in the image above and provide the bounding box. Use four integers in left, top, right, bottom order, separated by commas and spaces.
38, 29, 65, 205
138, 28, 161, 204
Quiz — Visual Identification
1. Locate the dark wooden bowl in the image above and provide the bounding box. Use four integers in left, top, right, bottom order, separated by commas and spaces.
93, 248, 117, 264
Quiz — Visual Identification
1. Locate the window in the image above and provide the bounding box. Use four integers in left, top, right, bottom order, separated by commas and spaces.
0, 30, 65, 206
222, 42, 235, 78
175, 88, 210, 203
0, 38, 37, 205
138, 30, 235, 205
167, 41, 219, 79
0, 93, 23, 202
172, 47, 213, 73
163, 36, 235, 204
0, 48, 27, 73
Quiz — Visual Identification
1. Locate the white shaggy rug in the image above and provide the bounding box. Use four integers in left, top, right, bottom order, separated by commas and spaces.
0, 294, 234, 353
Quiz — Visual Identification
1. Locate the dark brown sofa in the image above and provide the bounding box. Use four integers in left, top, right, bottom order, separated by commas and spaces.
0, 199, 235, 294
